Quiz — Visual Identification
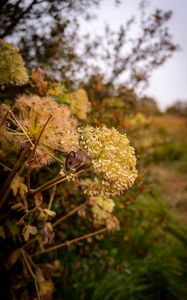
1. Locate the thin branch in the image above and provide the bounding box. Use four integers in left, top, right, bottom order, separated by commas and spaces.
8, 110, 34, 148
48, 184, 57, 210
27, 167, 31, 194
0, 161, 12, 172
53, 203, 85, 227
0, 143, 30, 208
31, 227, 108, 257
29, 166, 91, 195
18, 114, 52, 175
30, 114, 52, 160
21, 249, 41, 300
23, 202, 85, 249
0, 0, 39, 38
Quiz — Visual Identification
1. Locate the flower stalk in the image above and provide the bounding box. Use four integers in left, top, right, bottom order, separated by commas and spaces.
31, 227, 107, 257
0, 143, 30, 208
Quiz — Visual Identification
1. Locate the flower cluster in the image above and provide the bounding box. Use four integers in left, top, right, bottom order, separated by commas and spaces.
8, 95, 79, 168
79, 125, 137, 196
89, 196, 119, 231
0, 39, 29, 87
78, 125, 138, 230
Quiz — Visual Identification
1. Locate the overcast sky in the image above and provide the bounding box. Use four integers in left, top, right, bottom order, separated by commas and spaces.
81, 0, 187, 110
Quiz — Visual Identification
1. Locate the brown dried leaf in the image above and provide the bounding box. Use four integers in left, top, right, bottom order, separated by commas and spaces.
43, 209, 56, 218
31, 66, 49, 96
41, 222, 55, 245
34, 192, 43, 207
22, 225, 38, 241
11, 202, 24, 211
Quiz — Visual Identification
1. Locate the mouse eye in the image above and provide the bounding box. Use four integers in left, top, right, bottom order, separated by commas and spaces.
68, 161, 72, 165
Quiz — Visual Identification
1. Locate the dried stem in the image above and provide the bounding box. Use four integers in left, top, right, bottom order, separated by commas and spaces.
29, 114, 52, 163
48, 184, 56, 210
0, 161, 12, 171
27, 167, 31, 194
0, 143, 30, 208
53, 203, 85, 227
31, 227, 108, 257
29, 166, 90, 196
23, 202, 85, 249
18, 114, 52, 176
21, 249, 41, 300
8, 110, 34, 148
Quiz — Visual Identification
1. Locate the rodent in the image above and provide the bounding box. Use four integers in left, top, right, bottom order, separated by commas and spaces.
65, 149, 90, 171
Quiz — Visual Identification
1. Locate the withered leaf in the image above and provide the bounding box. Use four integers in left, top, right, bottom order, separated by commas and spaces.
34, 192, 43, 207
43, 209, 56, 218
22, 225, 38, 241
11, 174, 28, 198
41, 222, 55, 245
31, 66, 49, 96
11, 202, 24, 211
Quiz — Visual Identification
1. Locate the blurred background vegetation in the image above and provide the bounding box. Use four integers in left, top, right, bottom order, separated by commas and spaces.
0, 1, 187, 299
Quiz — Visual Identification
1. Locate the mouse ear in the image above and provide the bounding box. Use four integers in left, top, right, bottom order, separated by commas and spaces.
68, 151, 76, 158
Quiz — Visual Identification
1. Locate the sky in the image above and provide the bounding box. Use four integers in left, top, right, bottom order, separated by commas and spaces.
80, 0, 187, 110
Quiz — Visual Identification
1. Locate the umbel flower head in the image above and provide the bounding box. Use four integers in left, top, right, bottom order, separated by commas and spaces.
78, 125, 138, 231
10, 95, 79, 168
90, 196, 120, 231
0, 39, 29, 87
79, 125, 138, 197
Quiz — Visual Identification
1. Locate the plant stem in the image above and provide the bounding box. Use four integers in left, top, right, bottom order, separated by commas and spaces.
52, 203, 85, 227
18, 115, 52, 175
21, 249, 41, 300
0, 161, 12, 171
8, 110, 34, 148
29, 166, 90, 196
31, 227, 107, 257
29, 174, 65, 195
48, 184, 56, 210
0, 143, 30, 208
23, 203, 85, 249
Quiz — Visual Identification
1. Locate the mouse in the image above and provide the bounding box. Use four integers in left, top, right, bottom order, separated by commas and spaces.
65, 149, 90, 171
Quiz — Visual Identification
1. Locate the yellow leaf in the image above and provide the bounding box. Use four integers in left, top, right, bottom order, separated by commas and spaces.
22, 225, 38, 241
43, 209, 56, 218
11, 174, 28, 198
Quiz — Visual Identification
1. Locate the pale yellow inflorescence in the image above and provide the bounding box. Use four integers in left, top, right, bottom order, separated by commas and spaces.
78, 125, 138, 231
79, 125, 138, 196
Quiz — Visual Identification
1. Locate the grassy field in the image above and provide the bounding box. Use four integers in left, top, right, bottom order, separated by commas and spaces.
150, 114, 187, 224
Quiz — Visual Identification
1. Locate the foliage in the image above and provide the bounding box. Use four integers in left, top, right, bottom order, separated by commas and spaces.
0, 2, 186, 299
166, 101, 187, 117
1, 1, 177, 87
0, 41, 139, 299
0, 39, 29, 88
